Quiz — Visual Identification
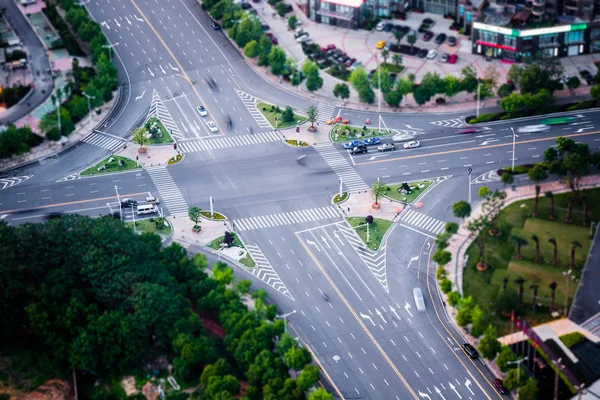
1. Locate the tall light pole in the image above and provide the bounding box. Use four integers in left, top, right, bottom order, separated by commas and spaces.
276, 310, 297, 333
82, 92, 95, 123
576, 384, 586, 400
377, 57, 382, 133
511, 127, 518, 172
209, 196, 214, 218
552, 358, 564, 400
507, 357, 528, 396
468, 167, 473, 205
51, 94, 62, 136
115, 185, 122, 221
563, 270, 572, 316
102, 43, 119, 62
476, 79, 482, 118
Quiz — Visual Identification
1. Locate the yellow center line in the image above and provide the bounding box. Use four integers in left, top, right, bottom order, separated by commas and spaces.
0, 192, 148, 214
424, 243, 503, 400
129, 0, 224, 132
355, 131, 600, 166
296, 233, 419, 399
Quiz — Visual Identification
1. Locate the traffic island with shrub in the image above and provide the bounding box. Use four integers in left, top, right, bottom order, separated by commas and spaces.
333, 191, 349, 204
346, 216, 394, 251
257, 102, 307, 129
329, 124, 392, 142
384, 180, 433, 204
208, 232, 256, 268
81, 155, 141, 176
126, 217, 172, 236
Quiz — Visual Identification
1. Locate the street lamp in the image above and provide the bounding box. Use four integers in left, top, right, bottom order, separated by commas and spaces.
552, 358, 565, 400
467, 167, 473, 205
276, 310, 296, 334
115, 185, 122, 221
476, 79, 482, 118
563, 270, 572, 316
102, 43, 119, 62
82, 92, 95, 123
576, 384, 586, 400
51, 94, 62, 137
510, 127, 518, 172
295, 57, 307, 91
507, 357, 528, 395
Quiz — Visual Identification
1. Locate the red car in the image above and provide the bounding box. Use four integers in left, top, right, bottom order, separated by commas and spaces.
455, 127, 481, 134
448, 54, 458, 64
322, 44, 336, 52
423, 31, 433, 41
265, 33, 278, 44
493, 379, 507, 394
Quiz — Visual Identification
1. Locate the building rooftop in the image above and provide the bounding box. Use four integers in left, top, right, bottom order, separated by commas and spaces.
475, 6, 586, 30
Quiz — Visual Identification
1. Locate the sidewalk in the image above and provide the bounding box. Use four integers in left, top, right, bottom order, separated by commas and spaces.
116, 143, 178, 168
338, 191, 405, 221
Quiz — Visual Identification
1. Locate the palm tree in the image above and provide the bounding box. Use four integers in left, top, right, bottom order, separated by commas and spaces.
530, 284, 539, 311
515, 276, 527, 306
565, 195, 574, 224
548, 237, 558, 266
570, 241, 581, 268
394, 30, 404, 48
533, 185, 541, 217
511, 236, 528, 260
583, 196, 589, 226
531, 234, 541, 263
381, 49, 390, 66
502, 276, 509, 290
549, 281, 558, 312
392, 54, 402, 69
545, 191, 555, 220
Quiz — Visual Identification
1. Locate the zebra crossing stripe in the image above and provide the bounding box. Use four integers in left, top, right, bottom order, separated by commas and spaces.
400, 209, 446, 235
178, 131, 281, 153
146, 90, 183, 140
232, 206, 341, 231
146, 166, 188, 217
314, 143, 369, 194
82, 133, 125, 151
315, 103, 336, 123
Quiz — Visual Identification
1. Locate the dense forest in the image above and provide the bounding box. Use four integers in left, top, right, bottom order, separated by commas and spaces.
0, 216, 330, 399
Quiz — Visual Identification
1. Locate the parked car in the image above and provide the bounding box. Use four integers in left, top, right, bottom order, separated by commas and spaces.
376, 40, 386, 49
455, 127, 482, 134
343, 140, 362, 149
383, 23, 393, 32
145, 196, 160, 205
322, 44, 336, 52
336, 55, 349, 64
493, 379, 507, 394
293, 29, 306, 38
207, 121, 218, 133
423, 31, 434, 41
378, 143, 395, 152
422, 17, 434, 25
403, 140, 421, 149
427, 49, 437, 59
448, 54, 458, 64
260, 23, 269, 30
462, 343, 479, 359
241, 2, 252, 9
441, 53, 449, 62
434, 33, 447, 45
517, 124, 550, 133
350, 61, 363, 71
350, 145, 368, 155
417, 49, 428, 58
375, 21, 386, 31
345, 57, 356, 67
210, 21, 220, 30
197, 105, 208, 117
121, 198, 138, 208
448, 36, 457, 46
368, 69, 376, 79
363, 137, 381, 146
580, 69, 593, 84
297, 34, 311, 43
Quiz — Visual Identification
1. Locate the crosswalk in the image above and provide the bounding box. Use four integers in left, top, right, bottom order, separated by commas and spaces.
245, 244, 294, 300
178, 131, 281, 153
82, 131, 127, 152
146, 166, 188, 217
315, 103, 336, 124
235, 88, 271, 129
430, 118, 465, 128
399, 209, 446, 236
233, 206, 341, 231
147, 90, 183, 140
314, 143, 370, 194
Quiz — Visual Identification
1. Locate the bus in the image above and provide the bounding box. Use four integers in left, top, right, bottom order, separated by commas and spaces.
413, 287, 426, 312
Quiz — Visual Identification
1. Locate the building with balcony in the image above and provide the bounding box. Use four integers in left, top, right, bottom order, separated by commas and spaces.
304, 0, 367, 29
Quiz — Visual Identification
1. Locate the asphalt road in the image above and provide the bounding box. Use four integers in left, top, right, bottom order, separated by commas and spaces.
2, 0, 600, 398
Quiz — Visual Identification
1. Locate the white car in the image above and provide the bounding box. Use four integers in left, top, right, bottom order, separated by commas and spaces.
427, 49, 438, 60
392, 133, 416, 142
517, 124, 551, 134
403, 140, 421, 149
296, 34, 311, 43
197, 105, 208, 117
376, 21, 386, 31
207, 121, 218, 133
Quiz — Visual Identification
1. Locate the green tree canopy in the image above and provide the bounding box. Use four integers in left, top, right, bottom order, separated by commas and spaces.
478, 325, 501, 360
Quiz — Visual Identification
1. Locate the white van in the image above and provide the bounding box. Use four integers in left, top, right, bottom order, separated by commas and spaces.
136, 204, 157, 215
413, 288, 426, 312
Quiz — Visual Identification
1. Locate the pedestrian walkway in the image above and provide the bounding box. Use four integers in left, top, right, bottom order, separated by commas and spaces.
178, 131, 281, 153
398, 209, 446, 237
145, 166, 188, 217
235, 88, 271, 129
232, 206, 341, 231
0, 175, 32, 190
82, 131, 127, 152
147, 89, 183, 140
315, 103, 336, 124
245, 244, 294, 300
313, 143, 370, 194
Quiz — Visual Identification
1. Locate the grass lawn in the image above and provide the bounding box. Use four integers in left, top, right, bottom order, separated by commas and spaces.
146, 117, 174, 144
346, 217, 393, 251
200, 210, 226, 220
382, 63, 405, 73
330, 124, 392, 142
257, 102, 307, 129
285, 139, 309, 146
385, 180, 433, 204
333, 191, 349, 204
462, 188, 600, 336
126, 218, 172, 236
208, 233, 256, 268
81, 155, 141, 176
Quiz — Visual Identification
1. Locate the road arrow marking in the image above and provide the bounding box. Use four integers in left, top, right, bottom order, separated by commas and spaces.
419, 391, 432, 399
449, 383, 461, 399
404, 301, 413, 318
569, 121, 591, 126
101, 21, 110, 30
464, 379, 475, 396
148, 67, 154, 77
360, 312, 376, 326
125, 16, 131, 25
434, 386, 446, 400
134, 15, 144, 22
135, 90, 146, 101
306, 240, 320, 252
576, 127, 594, 132
333, 231, 344, 245
390, 305, 400, 320
114, 19, 121, 28
407, 255, 418, 268
369, 154, 389, 161
376, 308, 387, 323
480, 139, 499, 145
160, 65, 166, 74
333, 355, 340, 363
320, 235, 331, 249
169, 63, 179, 72
180, 120, 188, 133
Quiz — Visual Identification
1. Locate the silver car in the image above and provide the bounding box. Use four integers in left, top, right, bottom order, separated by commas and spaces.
377, 143, 396, 152
392, 133, 416, 142
517, 124, 551, 133
403, 140, 421, 149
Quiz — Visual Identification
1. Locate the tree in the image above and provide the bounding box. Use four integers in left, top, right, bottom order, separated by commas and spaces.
440, 278, 452, 293
384, 90, 402, 107
484, 65, 501, 90
447, 291, 461, 307
515, 276, 527, 305
452, 200, 471, 219
531, 234, 541, 263
213, 261, 233, 285
432, 250, 451, 266
288, 15, 297, 30
470, 305, 485, 337
565, 194, 574, 224
297, 364, 319, 392
244, 40, 259, 58
549, 281, 558, 312
413, 85, 432, 106
39, 107, 75, 138
511, 236, 528, 260
358, 85, 375, 103
461, 67, 478, 93
519, 378, 540, 400
306, 105, 318, 129
455, 296, 474, 326
445, 222, 459, 235
381, 49, 390, 66
503, 367, 527, 391
396, 77, 413, 96
303, 61, 323, 93
257, 36, 273, 66
268, 46, 287, 75
478, 186, 491, 198
501, 172, 514, 186
372, 67, 393, 93
371, 180, 387, 205
496, 346, 517, 372
570, 241, 581, 268
0, 125, 37, 157
495, 288, 519, 315
566, 76, 581, 90
407, 34, 416, 51
394, 29, 404, 48
188, 206, 202, 229
392, 54, 402, 69
530, 284, 539, 311
467, 216, 493, 269
545, 191, 555, 220
276, 2, 287, 16
442, 75, 461, 98
223, 231, 235, 247
349, 67, 370, 94
308, 388, 332, 400
333, 83, 350, 103
284, 346, 311, 370
548, 237, 558, 266
365, 215, 374, 224
67, 95, 90, 120
131, 126, 150, 150
282, 106, 294, 123
478, 325, 501, 360
591, 84, 600, 101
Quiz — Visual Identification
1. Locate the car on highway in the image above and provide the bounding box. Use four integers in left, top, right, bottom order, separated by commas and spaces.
207, 121, 218, 133
363, 137, 381, 146
210, 21, 220, 30
448, 36, 457, 46
423, 31, 434, 41
349, 145, 368, 155
377, 143, 395, 152
392, 133, 416, 142
403, 140, 421, 149
427, 49, 437, 59
493, 379, 507, 394
434, 33, 446, 44
344, 140, 362, 149
196, 105, 208, 117
461, 343, 479, 359
322, 44, 336, 52
121, 198, 138, 208
145, 196, 160, 205
417, 49, 428, 58
517, 124, 551, 133
376, 40, 386, 49
540, 116, 576, 125
455, 127, 482, 134
448, 54, 458, 64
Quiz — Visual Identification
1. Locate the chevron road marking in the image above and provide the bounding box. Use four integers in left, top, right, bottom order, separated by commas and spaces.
56, 174, 81, 183
245, 244, 294, 300
234, 88, 271, 129
470, 170, 500, 184
0, 175, 33, 190
146, 89, 184, 140
430, 118, 465, 128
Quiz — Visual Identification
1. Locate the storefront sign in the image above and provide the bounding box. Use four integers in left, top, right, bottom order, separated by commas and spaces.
473, 22, 587, 38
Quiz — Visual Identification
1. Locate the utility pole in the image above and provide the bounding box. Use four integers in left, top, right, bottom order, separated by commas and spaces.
511, 127, 518, 172
476, 79, 481, 118
276, 310, 297, 333
115, 185, 122, 221
468, 167, 473, 205
552, 358, 563, 400
507, 357, 528, 396
82, 92, 95, 123
209, 196, 214, 218
378, 58, 382, 134
339, 178, 343, 198
131, 204, 136, 233
52, 94, 62, 136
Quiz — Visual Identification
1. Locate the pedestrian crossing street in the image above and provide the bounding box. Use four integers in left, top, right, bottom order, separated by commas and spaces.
235, 88, 271, 129
147, 90, 183, 140
233, 206, 341, 231
313, 143, 370, 194
178, 131, 281, 153
315, 103, 336, 124
244, 244, 294, 300
82, 131, 127, 152
146, 166, 188, 217
399, 209, 446, 236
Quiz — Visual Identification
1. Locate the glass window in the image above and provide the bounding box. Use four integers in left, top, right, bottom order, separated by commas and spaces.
564, 30, 583, 44
540, 33, 558, 45
503, 36, 517, 47
459, 4, 465, 14
481, 31, 498, 43
590, 28, 600, 52
466, 11, 472, 22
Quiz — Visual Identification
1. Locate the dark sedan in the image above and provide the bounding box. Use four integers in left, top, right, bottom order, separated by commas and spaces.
417, 49, 428, 58
423, 31, 434, 41
434, 33, 446, 44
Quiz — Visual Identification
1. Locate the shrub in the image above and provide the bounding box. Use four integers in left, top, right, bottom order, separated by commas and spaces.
559, 331, 585, 348
440, 278, 452, 293
445, 222, 459, 235
497, 83, 515, 98
436, 266, 446, 280
447, 291, 461, 307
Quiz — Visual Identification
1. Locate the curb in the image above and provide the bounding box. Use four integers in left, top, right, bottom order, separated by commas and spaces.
331, 192, 349, 205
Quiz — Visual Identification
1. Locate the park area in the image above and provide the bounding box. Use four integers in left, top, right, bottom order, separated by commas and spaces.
463, 188, 599, 335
